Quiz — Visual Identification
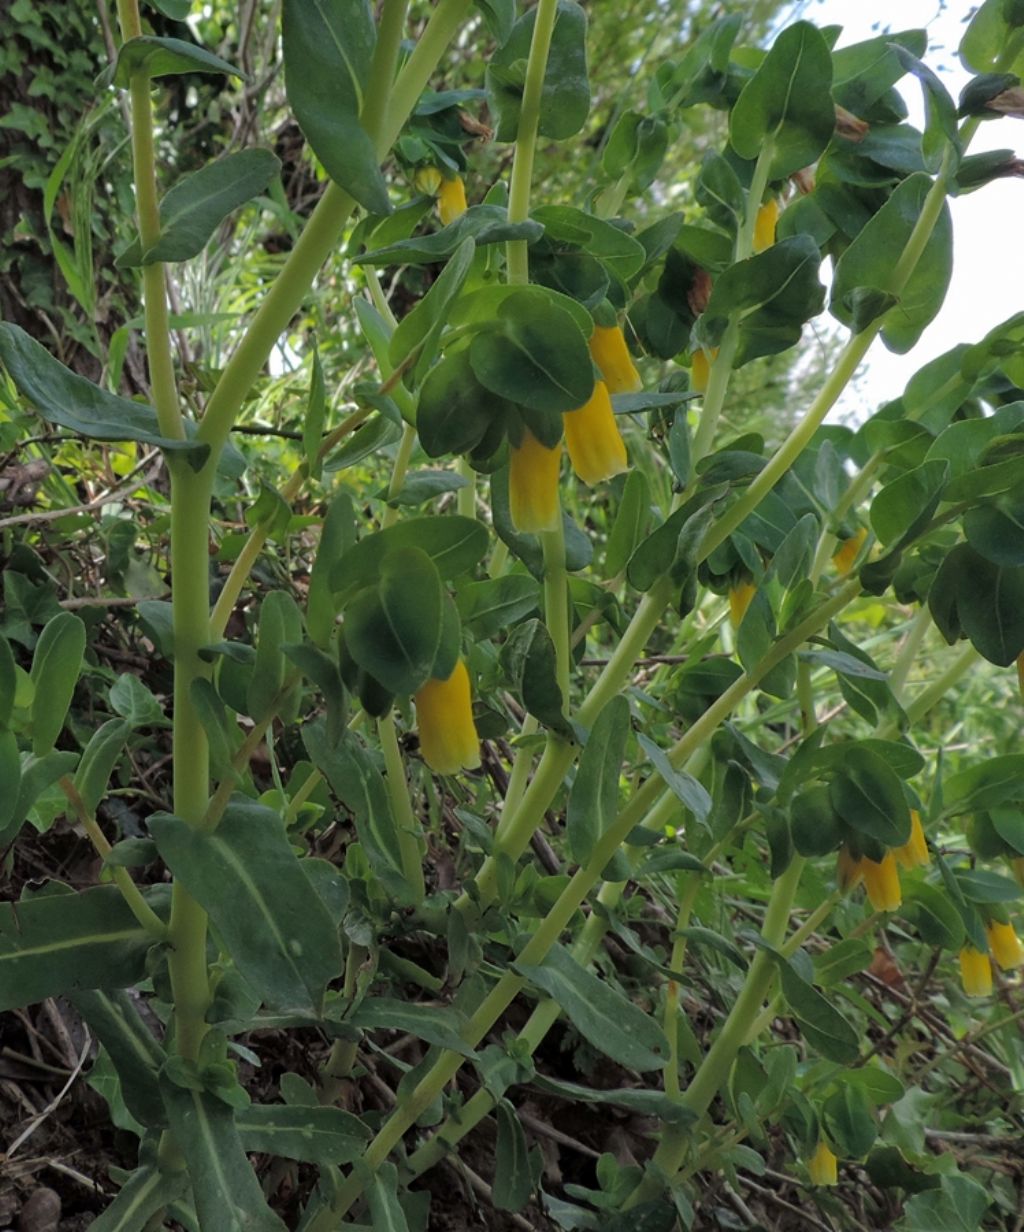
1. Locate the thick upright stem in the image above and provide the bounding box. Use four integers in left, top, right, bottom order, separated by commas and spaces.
378, 713, 425, 903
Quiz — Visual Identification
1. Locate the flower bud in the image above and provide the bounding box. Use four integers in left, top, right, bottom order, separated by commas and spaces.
691, 346, 718, 393
861, 850, 902, 913
414, 658, 481, 775
959, 946, 993, 997
806, 1140, 838, 1187
831, 527, 868, 575
438, 175, 468, 226
728, 581, 757, 629
895, 809, 930, 870
753, 198, 780, 253
589, 325, 642, 394
509, 430, 562, 533
563, 380, 628, 486
414, 165, 443, 196
986, 919, 1024, 970
687, 268, 713, 316
834, 103, 870, 142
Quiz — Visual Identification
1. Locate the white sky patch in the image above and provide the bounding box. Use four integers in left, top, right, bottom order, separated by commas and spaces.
792, 0, 1024, 421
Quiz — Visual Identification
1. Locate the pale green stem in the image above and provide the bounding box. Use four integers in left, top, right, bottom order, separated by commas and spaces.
284, 765, 323, 825
502, 714, 539, 815
456, 455, 476, 518
737, 142, 774, 258
378, 713, 425, 903
505, 0, 560, 281
487, 539, 510, 578
541, 519, 571, 711
382, 422, 418, 529
888, 605, 933, 702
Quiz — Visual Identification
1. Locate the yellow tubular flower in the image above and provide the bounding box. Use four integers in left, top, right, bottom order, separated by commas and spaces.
831, 527, 868, 575
728, 581, 757, 629
438, 175, 468, 226
414, 165, 443, 195
563, 381, 628, 486
836, 846, 863, 893
414, 659, 481, 776
753, 198, 780, 253
895, 809, 930, 870
959, 946, 993, 997
690, 346, 718, 394
986, 920, 1024, 970
861, 850, 902, 912
589, 324, 642, 394
509, 431, 562, 534
806, 1140, 838, 1187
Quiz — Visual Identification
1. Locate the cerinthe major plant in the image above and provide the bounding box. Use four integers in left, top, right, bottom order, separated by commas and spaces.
2, 2, 1024, 1229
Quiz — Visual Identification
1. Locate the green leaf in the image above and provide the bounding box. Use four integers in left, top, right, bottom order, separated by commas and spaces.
0, 633, 16, 730
897, 1175, 990, 1232
964, 499, 1024, 566
385, 469, 469, 508
281, 0, 389, 215
7, 751, 79, 845
869, 460, 949, 548
159, 1079, 287, 1232
456, 575, 541, 638
499, 618, 570, 734
118, 150, 279, 267
29, 611, 85, 756
345, 547, 444, 695
87, 1166, 189, 1232
303, 345, 327, 483
487, 1, 590, 142
892, 46, 961, 172
567, 696, 630, 864
109, 673, 166, 727
417, 348, 508, 458
149, 802, 342, 1015
330, 516, 488, 605
532, 206, 647, 282
700, 236, 826, 366
494, 1100, 534, 1212
0, 885, 155, 1012
469, 287, 594, 415
636, 732, 712, 824
729, 21, 835, 179
365, 1161, 410, 1232
600, 111, 669, 191
774, 953, 859, 1063
901, 881, 966, 948
831, 30, 927, 115
247, 591, 303, 722
308, 490, 355, 648
823, 1084, 876, 1158
831, 174, 953, 353
945, 754, 1024, 813
604, 470, 652, 579
516, 943, 670, 1072
106, 36, 242, 88
69, 988, 166, 1129
960, 0, 1024, 76
0, 733, 22, 837
932, 544, 1024, 666
302, 722, 413, 902
390, 237, 476, 379
359, 205, 544, 265
73, 719, 132, 815
0, 323, 209, 467
829, 745, 911, 847
349, 997, 476, 1056
236, 1103, 370, 1166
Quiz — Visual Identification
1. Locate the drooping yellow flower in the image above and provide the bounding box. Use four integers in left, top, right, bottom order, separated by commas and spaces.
986, 920, 1024, 970
753, 198, 780, 253
563, 380, 628, 487
895, 810, 930, 870
728, 581, 757, 629
861, 850, 902, 913
414, 658, 481, 776
832, 527, 868, 575
509, 430, 562, 534
438, 175, 468, 226
690, 347, 718, 394
959, 946, 993, 997
806, 1140, 838, 1187
414, 165, 443, 196
836, 846, 863, 893
589, 324, 641, 394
